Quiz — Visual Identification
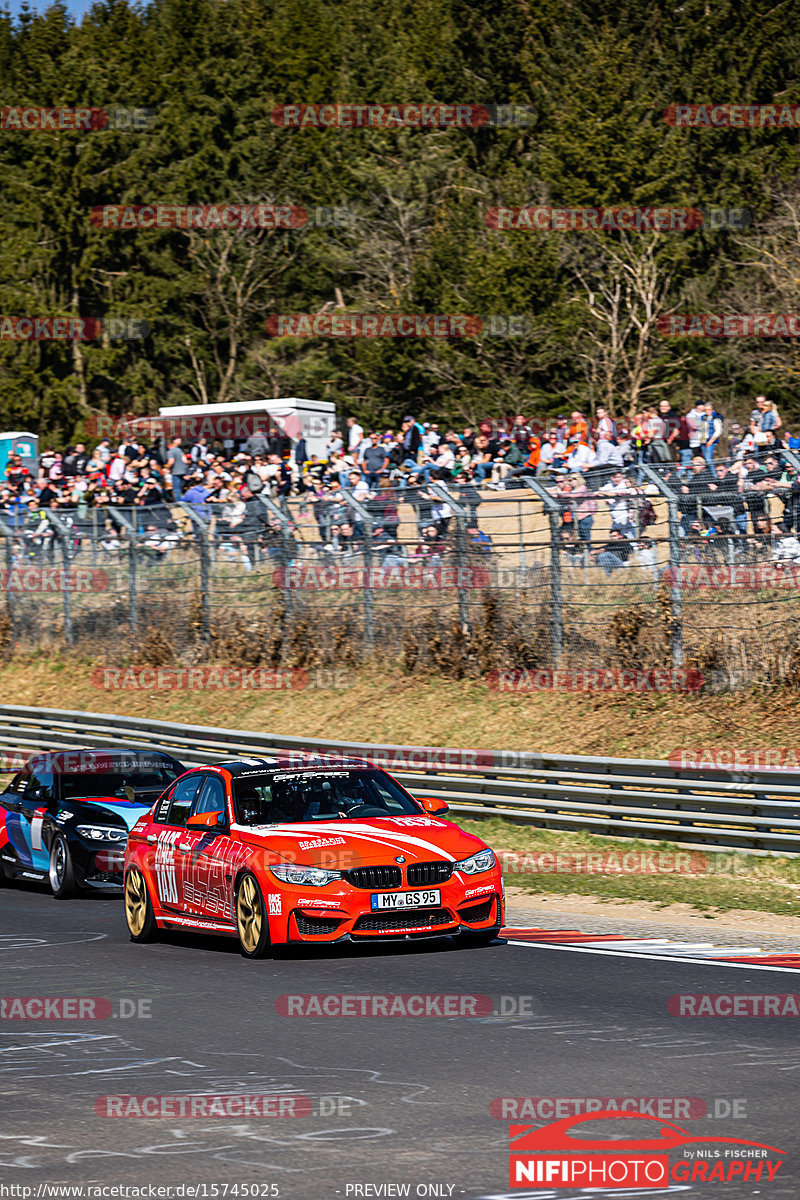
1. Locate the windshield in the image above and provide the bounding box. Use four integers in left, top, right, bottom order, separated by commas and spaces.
233, 768, 421, 825
62, 758, 182, 801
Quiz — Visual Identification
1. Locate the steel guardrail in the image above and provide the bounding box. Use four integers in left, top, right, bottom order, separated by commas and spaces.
0, 704, 796, 854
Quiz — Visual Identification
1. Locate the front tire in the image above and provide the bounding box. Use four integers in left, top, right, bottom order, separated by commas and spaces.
49, 833, 77, 898
235, 873, 271, 959
125, 868, 158, 942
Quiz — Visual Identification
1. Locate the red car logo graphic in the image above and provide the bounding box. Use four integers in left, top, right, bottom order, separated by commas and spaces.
511, 1110, 784, 1154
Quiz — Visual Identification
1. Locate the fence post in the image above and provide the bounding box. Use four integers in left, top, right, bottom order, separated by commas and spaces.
343, 490, 374, 652
427, 482, 470, 629
522, 477, 563, 666
109, 507, 138, 632
44, 510, 74, 647
642, 464, 683, 666
0, 516, 15, 634
177, 502, 211, 643
257, 493, 295, 616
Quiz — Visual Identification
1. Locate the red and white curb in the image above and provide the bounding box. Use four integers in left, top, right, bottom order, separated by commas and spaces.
502, 926, 800, 972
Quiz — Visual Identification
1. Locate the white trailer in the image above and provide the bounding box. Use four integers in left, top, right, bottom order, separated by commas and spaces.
158, 398, 337, 459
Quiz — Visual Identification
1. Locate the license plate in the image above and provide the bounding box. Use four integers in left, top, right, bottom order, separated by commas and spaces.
370, 890, 440, 910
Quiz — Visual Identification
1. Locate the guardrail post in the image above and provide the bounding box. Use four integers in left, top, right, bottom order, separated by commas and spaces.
45, 510, 74, 647
523, 477, 563, 666
344, 489, 374, 652
428, 482, 469, 629
642, 465, 683, 666
108, 507, 138, 631
177, 502, 211, 642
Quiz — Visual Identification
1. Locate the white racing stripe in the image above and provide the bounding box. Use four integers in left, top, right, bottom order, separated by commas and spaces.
234, 820, 460, 861
30, 808, 45, 851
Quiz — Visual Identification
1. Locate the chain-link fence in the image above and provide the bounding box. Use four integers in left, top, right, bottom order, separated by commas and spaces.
4, 452, 800, 687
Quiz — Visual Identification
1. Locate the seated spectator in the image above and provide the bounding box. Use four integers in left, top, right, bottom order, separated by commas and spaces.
600, 470, 637, 538
678, 455, 716, 534
591, 528, 634, 575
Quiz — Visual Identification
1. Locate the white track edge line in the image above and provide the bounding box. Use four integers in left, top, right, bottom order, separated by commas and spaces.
506, 939, 800, 974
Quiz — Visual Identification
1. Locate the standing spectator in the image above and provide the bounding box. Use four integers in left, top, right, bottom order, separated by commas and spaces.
166, 437, 189, 500
401, 415, 422, 467
347, 415, 365, 452
594, 406, 616, 442
511, 414, 532, 449
761, 399, 782, 432
325, 429, 344, 457
422, 423, 441, 455
698, 401, 723, 475
737, 455, 770, 528
362, 432, 388, 488
686, 401, 704, 462
244, 428, 269, 458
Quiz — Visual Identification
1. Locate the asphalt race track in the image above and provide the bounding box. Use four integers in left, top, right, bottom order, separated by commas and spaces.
1, 885, 799, 1199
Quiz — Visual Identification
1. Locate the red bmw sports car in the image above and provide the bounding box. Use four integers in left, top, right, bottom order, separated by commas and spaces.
123, 757, 504, 957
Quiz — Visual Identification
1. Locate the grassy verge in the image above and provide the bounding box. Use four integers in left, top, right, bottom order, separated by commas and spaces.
456, 818, 800, 916
4, 652, 800, 757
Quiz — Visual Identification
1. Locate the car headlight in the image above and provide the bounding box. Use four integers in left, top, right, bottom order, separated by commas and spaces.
76, 825, 127, 843
454, 848, 496, 875
270, 863, 342, 887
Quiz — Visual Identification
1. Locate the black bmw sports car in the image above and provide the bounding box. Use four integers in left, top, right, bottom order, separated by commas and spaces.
0, 748, 186, 897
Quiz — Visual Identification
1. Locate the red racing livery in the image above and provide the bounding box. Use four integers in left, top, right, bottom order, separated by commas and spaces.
123, 756, 504, 957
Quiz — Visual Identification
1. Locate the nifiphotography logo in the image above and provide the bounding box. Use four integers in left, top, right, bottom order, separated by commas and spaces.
508, 1111, 784, 1187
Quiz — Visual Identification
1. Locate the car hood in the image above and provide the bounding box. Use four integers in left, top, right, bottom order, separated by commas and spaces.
71, 798, 153, 832
235, 816, 489, 868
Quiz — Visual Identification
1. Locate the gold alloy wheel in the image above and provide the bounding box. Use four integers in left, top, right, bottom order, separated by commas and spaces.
125, 869, 148, 936
237, 875, 263, 953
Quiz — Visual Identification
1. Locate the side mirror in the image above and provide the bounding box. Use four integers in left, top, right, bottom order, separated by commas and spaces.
186, 809, 226, 830
125, 785, 135, 803
417, 795, 450, 815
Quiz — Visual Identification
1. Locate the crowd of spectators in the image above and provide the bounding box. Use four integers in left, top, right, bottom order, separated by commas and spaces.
2, 395, 799, 573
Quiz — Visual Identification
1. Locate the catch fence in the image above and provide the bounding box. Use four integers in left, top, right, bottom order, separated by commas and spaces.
2, 453, 800, 687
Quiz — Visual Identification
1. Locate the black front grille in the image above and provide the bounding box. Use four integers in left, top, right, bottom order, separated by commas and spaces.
458, 897, 496, 923
294, 912, 345, 936
406, 861, 453, 886
353, 908, 455, 933
344, 865, 402, 889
